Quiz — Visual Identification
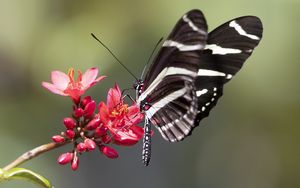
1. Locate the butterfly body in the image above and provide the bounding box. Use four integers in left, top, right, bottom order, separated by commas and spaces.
135, 9, 263, 166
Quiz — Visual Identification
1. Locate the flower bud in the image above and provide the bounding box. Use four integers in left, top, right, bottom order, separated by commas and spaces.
76, 142, 86, 153
84, 138, 96, 151
84, 101, 96, 118
95, 126, 108, 137
86, 117, 101, 130
52, 135, 65, 143
81, 96, 92, 107
65, 130, 75, 139
63, 117, 76, 129
71, 154, 79, 171
74, 108, 84, 118
57, 152, 73, 165
100, 146, 119, 159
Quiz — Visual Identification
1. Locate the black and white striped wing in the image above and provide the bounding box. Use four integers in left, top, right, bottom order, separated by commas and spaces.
194, 16, 263, 124
143, 9, 207, 85
139, 10, 208, 142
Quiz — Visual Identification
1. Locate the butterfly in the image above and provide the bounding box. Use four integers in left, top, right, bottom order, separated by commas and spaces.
133, 9, 263, 166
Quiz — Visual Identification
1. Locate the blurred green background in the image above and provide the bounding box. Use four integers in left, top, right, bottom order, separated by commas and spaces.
0, 0, 299, 188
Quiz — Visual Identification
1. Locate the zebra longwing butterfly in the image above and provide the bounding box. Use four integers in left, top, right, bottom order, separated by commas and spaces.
134, 9, 263, 166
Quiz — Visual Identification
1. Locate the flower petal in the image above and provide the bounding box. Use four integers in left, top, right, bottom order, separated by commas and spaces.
98, 102, 110, 124
42, 82, 68, 96
81, 68, 98, 88
125, 105, 144, 125
113, 136, 139, 146
95, 75, 106, 82
51, 71, 69, 90
107, 84, 122, 111
130, 125, 144, 137
88, 76, 106, 88
112, 127, 143, 146
127, 105, 139, 117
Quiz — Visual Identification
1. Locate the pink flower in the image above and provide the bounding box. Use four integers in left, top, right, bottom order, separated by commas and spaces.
42, 68, 105, 102
98, 84, 144, 146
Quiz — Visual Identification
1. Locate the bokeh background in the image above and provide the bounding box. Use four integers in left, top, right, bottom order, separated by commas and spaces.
0, 0, 299, 188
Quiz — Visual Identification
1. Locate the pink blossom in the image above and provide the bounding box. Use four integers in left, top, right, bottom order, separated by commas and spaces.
98, 84, 144, 146
42, 68, 105, 101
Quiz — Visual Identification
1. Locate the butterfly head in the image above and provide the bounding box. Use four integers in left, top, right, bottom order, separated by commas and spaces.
133, 79, 144, 97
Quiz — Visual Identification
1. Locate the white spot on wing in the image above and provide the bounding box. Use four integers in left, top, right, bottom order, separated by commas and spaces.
198, 69, 226, 77
205, 44, 242, 55
226, 74, 233, 79
177, 135, 184, 140
196, 89, 208, 97
229, 20, 260, 40
198, 69, 232, 80
163, 40, 204, 51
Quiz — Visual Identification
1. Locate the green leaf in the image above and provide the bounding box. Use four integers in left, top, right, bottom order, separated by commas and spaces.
0, 168, 54, 188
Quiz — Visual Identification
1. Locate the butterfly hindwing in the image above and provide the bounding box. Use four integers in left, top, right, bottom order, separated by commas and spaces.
145, 77, 198, 142
194, 16, 263, 125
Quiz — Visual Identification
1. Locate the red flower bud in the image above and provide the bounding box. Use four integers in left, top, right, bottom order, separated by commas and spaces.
84, 138, 96, 151
86, 117, 101, 130
65, 130, 75, 139
95, 126, 108, 137
63, 117, 76, 129
84, 101, 96, 118
52, 135, 65, 143
101, 135, 111, 144
76, 142, 86, 153
100, 146, 119, 159
57, 152, 73, 165
81, 96, 92, 107
74, 108, 84, 118
71, 154, 79, 171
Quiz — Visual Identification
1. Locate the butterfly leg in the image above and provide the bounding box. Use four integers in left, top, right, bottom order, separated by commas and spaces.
142, 118, 151, 166
122, 94, 136, 103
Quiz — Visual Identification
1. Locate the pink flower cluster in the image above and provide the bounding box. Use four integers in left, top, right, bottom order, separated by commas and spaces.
42, 68, 144, 170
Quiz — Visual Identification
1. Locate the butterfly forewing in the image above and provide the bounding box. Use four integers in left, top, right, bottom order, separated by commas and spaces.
138, 10, 208, 143
143, 9, 208, 86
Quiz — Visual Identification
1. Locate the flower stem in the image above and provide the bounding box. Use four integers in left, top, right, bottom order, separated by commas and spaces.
3, 141, 70, 171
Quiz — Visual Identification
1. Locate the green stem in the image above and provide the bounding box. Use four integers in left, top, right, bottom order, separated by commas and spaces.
3, 141, 70, 171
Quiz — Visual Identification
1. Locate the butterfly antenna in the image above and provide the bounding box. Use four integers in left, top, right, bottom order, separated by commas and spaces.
91, 33, 138, 81
140, 37, 163, 79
